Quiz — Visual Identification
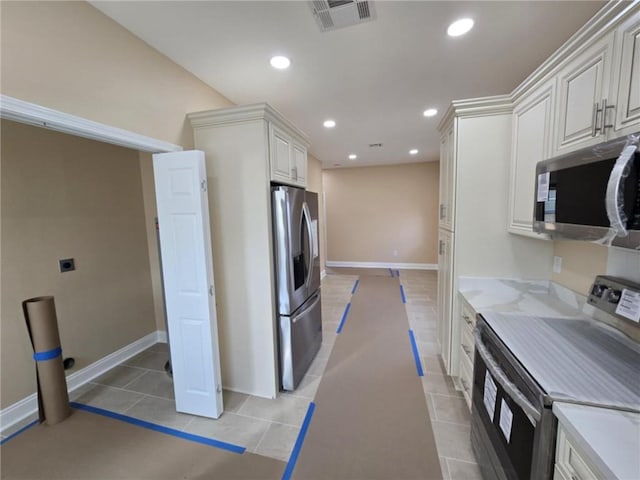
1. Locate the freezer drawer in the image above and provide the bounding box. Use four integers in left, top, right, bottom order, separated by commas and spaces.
279, 290, 323, 391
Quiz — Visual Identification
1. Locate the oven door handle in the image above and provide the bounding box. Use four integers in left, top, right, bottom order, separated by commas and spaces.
474, 328, 541, 423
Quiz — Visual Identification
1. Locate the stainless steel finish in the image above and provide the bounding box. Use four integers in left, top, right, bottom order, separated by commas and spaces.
272, 185, 322, 391
200, 179, 207, 192
279, 291, 322, 391
588, 275, 640, 322
303, 201, 314, 290
592, 102, 601, 137
292, 291, 321, 323
474, 328, 542, 423
602, 98, 615, 132
533, 133, 640, 249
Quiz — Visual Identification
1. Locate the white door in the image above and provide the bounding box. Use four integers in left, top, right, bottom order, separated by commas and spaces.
153, 150, 223, 418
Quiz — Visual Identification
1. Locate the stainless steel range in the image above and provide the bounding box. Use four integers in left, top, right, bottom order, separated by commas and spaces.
471, 276, 640, 480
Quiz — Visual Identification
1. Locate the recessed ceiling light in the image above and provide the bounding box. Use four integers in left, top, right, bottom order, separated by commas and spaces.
447, 18, 474, 37
348, 154, 357, 160
423, 108, 438, 117
323, 119, 336, 128
270, 56, 290, 69
409, 149, 419, 155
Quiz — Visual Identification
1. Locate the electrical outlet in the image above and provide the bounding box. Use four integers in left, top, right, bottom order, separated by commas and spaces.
553, 256, 562, 274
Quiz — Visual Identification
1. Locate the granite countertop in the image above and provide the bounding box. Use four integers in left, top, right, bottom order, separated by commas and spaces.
553, 403, 640, 480
457, 277, 585, 318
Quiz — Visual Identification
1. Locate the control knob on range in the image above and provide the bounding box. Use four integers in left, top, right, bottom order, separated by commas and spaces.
591, 284, 607, 298
607, 289, 622, 303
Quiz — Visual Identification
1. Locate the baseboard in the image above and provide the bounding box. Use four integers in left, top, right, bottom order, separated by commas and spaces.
0, 330, 166, 433
326, 261, 437, 270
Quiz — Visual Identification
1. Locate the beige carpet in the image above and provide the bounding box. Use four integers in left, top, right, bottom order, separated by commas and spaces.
293, 275, 442, 479
0, 409, 284, 480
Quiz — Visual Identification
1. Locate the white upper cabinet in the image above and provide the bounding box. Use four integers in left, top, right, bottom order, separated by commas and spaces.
438, 124, 455, 232
554, 32, 615, 155
612, 10, 640, 137
508, 79, 555, 237
269, 123, 307, 188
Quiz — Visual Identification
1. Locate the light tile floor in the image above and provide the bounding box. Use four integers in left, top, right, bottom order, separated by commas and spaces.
3, 270, 481, 479
34, 272, 358, 463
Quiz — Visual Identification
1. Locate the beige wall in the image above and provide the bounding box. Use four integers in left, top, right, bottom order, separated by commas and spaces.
323, 162, 439, 265
551, 241, 608, 295
1, 1, 232, 148
1, 120, 156, 408
1, 1, 235, 336
306, 154, 326, 272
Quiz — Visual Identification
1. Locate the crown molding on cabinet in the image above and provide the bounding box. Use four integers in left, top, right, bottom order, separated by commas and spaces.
438, 95, 513, 132
0, 95, 182, 153
188, 102, 310, 148
511, 0, 636, 104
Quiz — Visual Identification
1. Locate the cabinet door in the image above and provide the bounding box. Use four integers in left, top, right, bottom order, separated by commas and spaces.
438, 133, 449, 229
439, 125, 456, 231
612, 11, 640, 137
509, 81, 555, 237
293, 143, 307, 187
270, 124, 292, 183
554, 33, 615, 155
436, 229, 453, 373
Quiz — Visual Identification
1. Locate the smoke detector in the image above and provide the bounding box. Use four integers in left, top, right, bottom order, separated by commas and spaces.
310, 1, 376, 32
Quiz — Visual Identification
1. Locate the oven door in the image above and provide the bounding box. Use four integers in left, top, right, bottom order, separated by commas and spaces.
470, 321, 555, 480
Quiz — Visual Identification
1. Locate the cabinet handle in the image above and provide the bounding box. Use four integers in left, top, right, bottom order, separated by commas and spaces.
439, 204, 446, 220
463, 314, 472, 326
601, 98, 615, 133
439, 240, 444, 255
292, 166, 298, 180
570, 475, 579, 480
461, 378, 469, 392
592, 102, 601, 137
462, 344, 472, 358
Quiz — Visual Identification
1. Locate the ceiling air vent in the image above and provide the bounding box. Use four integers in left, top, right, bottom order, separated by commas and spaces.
309, 0, 376, 32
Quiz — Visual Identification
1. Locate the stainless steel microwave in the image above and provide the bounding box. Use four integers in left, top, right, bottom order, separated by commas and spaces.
533, 134, 639, 250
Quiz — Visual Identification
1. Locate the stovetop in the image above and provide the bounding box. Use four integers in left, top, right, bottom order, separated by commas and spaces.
481, 311, 640, 412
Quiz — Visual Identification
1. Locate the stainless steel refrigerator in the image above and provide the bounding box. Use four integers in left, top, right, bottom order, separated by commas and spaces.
271, 186, 322, 391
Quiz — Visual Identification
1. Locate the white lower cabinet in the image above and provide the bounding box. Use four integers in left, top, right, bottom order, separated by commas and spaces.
458, 296, 476, 410
554, 425, 600, 480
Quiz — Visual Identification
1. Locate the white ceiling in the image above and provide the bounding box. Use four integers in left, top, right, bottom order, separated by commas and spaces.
91, 1, 605, 168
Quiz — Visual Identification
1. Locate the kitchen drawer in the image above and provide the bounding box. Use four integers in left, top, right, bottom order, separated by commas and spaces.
555, 426, 599, 480
459, 346, 474, 410
461, 323, 475, 362
461, 301, 476, 329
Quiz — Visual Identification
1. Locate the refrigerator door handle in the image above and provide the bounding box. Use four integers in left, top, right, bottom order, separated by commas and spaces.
292, 292, 321, 323
303, 201, 314, 290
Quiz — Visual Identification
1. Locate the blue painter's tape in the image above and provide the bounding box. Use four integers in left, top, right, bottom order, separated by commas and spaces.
408, 330, 424, 377
33, 347, 62, 362
351, 279, 359, 294
0, 419, 39, 446
70, 402, 245, 454
282, 402, 316, 480
336, 303, 351, 334
400, 285, 406, 304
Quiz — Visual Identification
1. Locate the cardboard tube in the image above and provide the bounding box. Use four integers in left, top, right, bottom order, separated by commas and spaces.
23, 296, 71, 425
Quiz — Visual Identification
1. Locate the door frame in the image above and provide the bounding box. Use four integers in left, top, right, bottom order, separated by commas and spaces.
0, 95, 182, 153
